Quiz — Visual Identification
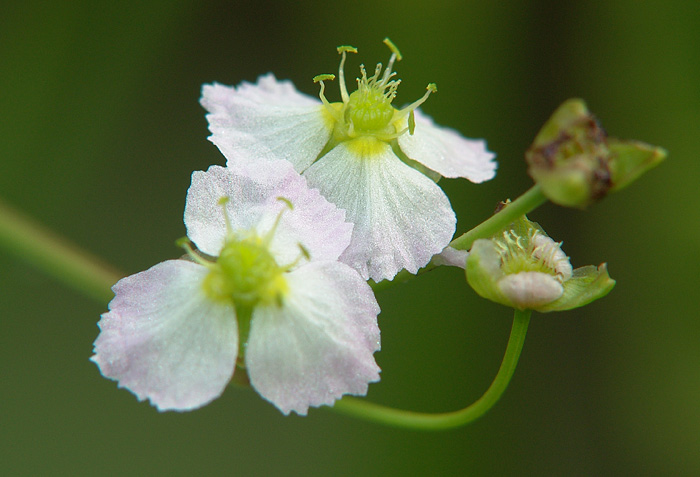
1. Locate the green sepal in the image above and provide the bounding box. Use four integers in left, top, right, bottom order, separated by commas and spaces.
536, 263, 616, 312
608, 139, 667, 192
466, 238, 511, 307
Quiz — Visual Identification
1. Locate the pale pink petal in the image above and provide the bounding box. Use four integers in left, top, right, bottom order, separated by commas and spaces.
91, 260, 238, 411
246, 262, 381, 415
303, 139, 456, 282
184, 163, 352, 264
398, 109, 497, 182
433, 246, 469, 269
498, 271, 564, 309
201, 74, 333, 172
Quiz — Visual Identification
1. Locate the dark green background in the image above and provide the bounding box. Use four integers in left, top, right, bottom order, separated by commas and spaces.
2, 1, 698, 475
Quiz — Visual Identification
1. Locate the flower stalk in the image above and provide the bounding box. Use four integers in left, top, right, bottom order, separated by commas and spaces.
330, 308, 531, 430
0, 199, 121, 304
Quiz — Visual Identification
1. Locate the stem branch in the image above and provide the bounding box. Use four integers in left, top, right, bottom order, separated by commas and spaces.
0, 200, 120, 303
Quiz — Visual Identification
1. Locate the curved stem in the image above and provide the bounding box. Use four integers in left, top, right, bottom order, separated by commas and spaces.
0, 199, 120, 303
329, 309, 531, 430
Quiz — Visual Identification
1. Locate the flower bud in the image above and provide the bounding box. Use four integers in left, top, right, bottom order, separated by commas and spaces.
525, 99, 665, 208
466, 214, 615, 312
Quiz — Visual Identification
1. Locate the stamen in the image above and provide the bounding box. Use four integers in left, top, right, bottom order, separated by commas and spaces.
298, 244, 310, 261
175, 237, 212, 267
313, 74, 342, 121
408, 110, 416, 135
276, 243, 312, 278
398, 83, 438, 135
218, 196, 234, 237
336, 45, 357, 103
384, 79, 400, 100
371, 63, 383, 83
358, 64, 368, 88
401, 83, 437, 114
262, 197, 294, 246
383, 37, 403, 61
382, 38, 402, 83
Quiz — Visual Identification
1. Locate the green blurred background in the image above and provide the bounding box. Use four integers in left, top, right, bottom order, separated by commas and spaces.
1, 1, 698, 475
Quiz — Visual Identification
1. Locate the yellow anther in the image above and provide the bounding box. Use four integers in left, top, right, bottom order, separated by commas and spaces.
408, 110, 416, 135
313, 74, 336, 83
276, 197, 294, 210
382, 38, 402, 61
337, 45, 358, 55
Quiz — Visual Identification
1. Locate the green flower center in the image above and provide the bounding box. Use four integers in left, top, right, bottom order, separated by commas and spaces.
313, 38, 437, 145
345, 75, 397, 133
202, 236, 287, 308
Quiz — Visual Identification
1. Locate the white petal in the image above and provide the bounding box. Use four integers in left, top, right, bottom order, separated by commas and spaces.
398, 109, 497, 182
201, 74, 333, 172
91, 260, 238, 411
433, 246, 469, 269
246, 262, 381, 415
498, 271, 564, 309
184, 163, 352, 264
303, 138, 457, 281
531, 233, 572, 280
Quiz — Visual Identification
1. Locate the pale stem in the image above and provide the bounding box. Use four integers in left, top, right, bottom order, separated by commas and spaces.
0, 199, 121, 303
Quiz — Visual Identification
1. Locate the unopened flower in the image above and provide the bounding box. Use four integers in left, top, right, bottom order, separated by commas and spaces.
91, 161, 381, 415
466, 215, 615, 312
526, 99, 666, 208
201, 39, 496, 282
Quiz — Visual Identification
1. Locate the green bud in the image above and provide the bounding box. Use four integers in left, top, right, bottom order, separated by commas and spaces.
525, 99, 665, 208
466, 214, 615, 312
525, 99, 611, 208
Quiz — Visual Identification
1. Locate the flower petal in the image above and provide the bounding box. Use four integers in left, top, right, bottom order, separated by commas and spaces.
303, 138, 457, 281
91, 260, 238, 411
201, 74, 333, 172
398, 109, 497, 182
433, 246, 469, 269
498, 271, 564, 310
184, 163, 352, 264
246, 261, 381, 415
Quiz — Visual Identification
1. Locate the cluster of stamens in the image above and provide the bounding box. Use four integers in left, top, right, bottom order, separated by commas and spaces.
313, 38, 437, 142
179, 197, 308, 310
495, 229, 572, 282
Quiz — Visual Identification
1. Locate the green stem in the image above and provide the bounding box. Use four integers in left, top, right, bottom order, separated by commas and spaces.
370, 184, 547, 291
329, 308, 531, 430
0, 200, 120, 303
450, 184, 547, 251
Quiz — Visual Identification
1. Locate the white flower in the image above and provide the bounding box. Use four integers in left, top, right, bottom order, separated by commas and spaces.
201, 39, 497, 282
91, 161, 381, 415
